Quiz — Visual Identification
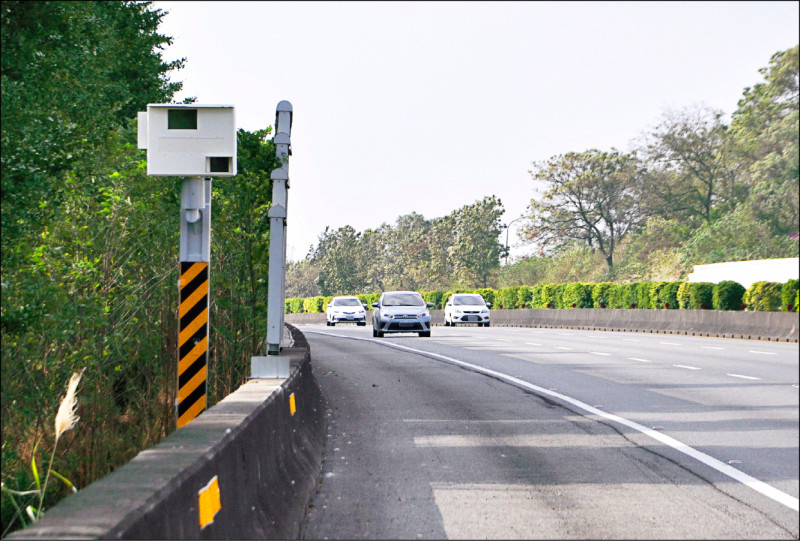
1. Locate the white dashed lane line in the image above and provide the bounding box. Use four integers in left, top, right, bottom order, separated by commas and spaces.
728, 373, 762, 381
660, 341, 682, 346
674, 364, 702, 370
591, 352, 611, 356
702, 346, 724, 350
749, 350, 776, 355
628, 357, 652, 363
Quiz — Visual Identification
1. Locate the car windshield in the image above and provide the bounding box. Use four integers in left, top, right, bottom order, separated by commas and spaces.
333, 298, 362, 306
453, 295, 485, 306
382, 293, 425, 307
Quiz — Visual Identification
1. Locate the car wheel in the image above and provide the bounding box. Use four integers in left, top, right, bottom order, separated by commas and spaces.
485, 322, 490, 327
376, 330, 384, 338
418, 331, 430, 337
372, 328, 377, 337
357, 322, 366, 326
444, 318, 450, 327
477, 322, 483, 327
326, 321, 331, 326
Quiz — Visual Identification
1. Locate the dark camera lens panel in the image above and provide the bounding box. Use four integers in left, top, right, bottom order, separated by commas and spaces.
168, 109, 198, 129
209, 157, 231, 173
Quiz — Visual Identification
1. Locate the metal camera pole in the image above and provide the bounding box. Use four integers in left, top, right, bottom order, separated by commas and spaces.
253, 100, 293, 377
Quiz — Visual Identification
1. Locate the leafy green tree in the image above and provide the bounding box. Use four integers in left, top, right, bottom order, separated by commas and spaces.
448, 196, 505, 287
729, 45, 799, 238
1, 1, 185, 255
524, 149, 645, 271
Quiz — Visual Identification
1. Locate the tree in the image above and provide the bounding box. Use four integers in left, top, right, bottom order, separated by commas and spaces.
1, 1, 186, 254
523, 149, 645, 271
448, 196, 505, 287
729, 45, 799, 238
637, 104, 741, 225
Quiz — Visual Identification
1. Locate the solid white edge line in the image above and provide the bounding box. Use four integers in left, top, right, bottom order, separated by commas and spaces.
309, 330, 799, 512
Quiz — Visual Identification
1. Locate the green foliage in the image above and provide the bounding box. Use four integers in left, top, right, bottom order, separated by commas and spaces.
517, 286, 534, 308
302, 296, 325, 313
541, 284, 564, 308
744, 282, 783, 311
561, 282, 593, 308
286, 298, 304, 314
713, 281, 746, 310
591, 282, 616, 308
608, 283, 636, 308
781, 280, 799, 311
650, 281, 682, 309
635, 282, 654, 309
687, 282, 715, 310
495, 286, 520, 309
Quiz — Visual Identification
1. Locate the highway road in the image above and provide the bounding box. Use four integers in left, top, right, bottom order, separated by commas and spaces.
297, 323, 799, 539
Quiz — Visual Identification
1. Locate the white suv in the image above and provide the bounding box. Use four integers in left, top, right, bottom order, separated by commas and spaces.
326, 296, 367, 326
444, 293, 491, 327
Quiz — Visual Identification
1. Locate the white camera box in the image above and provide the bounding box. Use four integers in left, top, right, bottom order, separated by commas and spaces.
138, 104, 237, 177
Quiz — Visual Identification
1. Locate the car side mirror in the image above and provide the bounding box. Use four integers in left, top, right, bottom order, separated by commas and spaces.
486, 303, 492, 308
362, 303, 368, 309
371, 303, 379, 308
426, 302, 434, 308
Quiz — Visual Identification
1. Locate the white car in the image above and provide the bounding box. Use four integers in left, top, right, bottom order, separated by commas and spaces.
326, 296, 368, 326
444, 293, 491, 327
372, 291, 433, 337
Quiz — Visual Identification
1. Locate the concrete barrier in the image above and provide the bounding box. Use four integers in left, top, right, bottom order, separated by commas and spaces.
10, 324, 324, 540
286, 309, 799, 342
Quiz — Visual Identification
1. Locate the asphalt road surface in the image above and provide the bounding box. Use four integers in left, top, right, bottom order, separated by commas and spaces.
298, 324, 799, 539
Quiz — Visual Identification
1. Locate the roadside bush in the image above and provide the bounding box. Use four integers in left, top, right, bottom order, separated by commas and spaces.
651, 281, 682, 309
636, 282, 654, 309
517, 286, 534, 308
530, 284, 546, 308
561, 282, 593, 308
609, 283, 637, 308
687, 282, 714, 310
744, 281, 783, 311
496, 286, 520, 309
713, 281, 746, 311
302, 296, 325, 313
541, 283, 563, 308
781, 280, 799, 311
592, 282, 615, 308
677, 282, 691, 309
286, 298, 304, 313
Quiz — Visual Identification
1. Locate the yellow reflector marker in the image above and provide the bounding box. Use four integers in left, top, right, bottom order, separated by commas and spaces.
289, 393, 296, 416
198, 475, 221, 529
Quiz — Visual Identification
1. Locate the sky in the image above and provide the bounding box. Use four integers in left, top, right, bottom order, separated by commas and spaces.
154, 1, 799, 262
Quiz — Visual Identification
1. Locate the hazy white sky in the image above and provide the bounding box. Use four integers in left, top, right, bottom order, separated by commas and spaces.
155, 1, 799, 262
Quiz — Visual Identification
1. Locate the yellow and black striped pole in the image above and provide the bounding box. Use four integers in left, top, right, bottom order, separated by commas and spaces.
178, 260, 209, 428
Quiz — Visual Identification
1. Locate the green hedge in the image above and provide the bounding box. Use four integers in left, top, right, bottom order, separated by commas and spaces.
713, 281, 746, 311
744, 281, 783, 311
592, 282, 615, 308
781, 279, 798, 311
284, 279, 797, 314
562, 282, 593, 308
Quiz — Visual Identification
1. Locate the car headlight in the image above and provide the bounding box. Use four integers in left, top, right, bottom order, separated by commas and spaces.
382, 313, 394, 319
422, 311, 430, 318
481, 309, 489, 314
